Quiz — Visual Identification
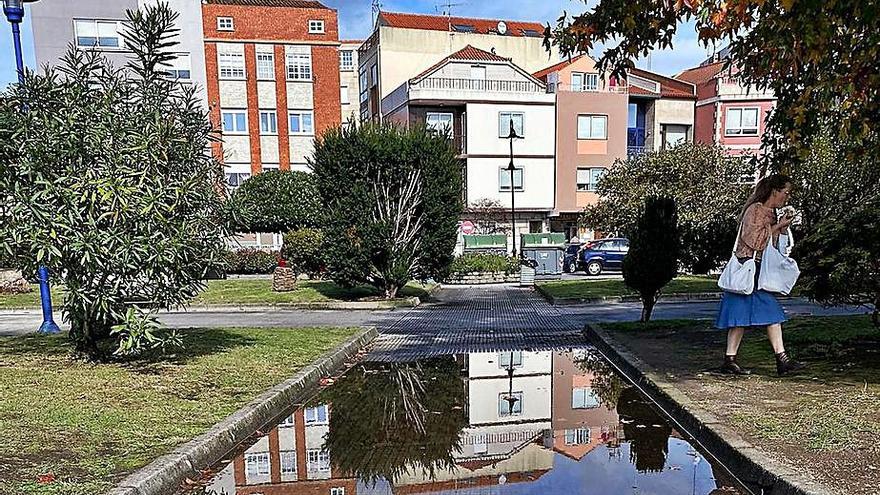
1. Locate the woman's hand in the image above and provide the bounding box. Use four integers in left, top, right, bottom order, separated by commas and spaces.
775, 215, 794, 232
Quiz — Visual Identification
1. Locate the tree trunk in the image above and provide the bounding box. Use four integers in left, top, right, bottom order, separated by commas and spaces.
640, 293, 657, 322
873, 292, 880, 329
384, 283, 399, 300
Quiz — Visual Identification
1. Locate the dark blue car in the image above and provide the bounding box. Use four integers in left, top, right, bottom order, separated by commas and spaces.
577, 237, 630, 275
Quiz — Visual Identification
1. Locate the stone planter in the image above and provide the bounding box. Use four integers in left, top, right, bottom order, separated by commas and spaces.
0, 269, 31, 294
445, 271, 520, 285
272, 266, 297, 292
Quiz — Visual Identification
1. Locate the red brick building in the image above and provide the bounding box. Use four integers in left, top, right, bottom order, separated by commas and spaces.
202, 0, 342, 187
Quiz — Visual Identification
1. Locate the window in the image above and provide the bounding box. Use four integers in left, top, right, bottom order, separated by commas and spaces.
725, 107, 759, 136
452, 24, 476, 33
74, 19, 123, 49
308, 19, 325, 33
256, 52, 274, 80
426, 112, 453, 134
245, 453, 270, 476
359, 69, 368, 101
340, 86, 350, 105
289, 112, 314, 134
576, 167, 606, 192
499, 392, 523, 417
662, 124, 689, 148
280, 451, 297, 475
564, 428, 592, 445
286, 52, 312, 80
577, 114, 607, 139
339, 50, 354, 70
499, 167, 523, 192
571, 72, 599, 91
262, 163, 280, 171
331, 488, 346, 495
226, 172, 250, 189
221, 111, 247, 134
259, 111, 277, 134
305, 405, 328, 425
279, 414, 294, 426
498, 112, 524, 137
218, 48, 245, 79
161, 53, 192, 80
521, 29, 541, 37
217, 17, 234, 31
307, 449, 331, 472
498, 351, 522, 368
370, 64, 378, 87
572, 387, 600, 409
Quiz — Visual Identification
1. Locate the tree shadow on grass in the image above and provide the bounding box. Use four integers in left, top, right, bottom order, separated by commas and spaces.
307, 279, 436, 301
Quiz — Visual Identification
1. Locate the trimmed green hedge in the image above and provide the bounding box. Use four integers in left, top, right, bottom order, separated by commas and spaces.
225, 248, 279, 275
449, 253, 519, 276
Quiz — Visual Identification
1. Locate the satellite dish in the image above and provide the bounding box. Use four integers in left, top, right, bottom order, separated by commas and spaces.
497, 21, 507, 34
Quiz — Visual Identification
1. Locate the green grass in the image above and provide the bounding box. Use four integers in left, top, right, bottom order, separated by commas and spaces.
537, 275, 720, 300
0, 326, 360, 495
0, 279, 436, 309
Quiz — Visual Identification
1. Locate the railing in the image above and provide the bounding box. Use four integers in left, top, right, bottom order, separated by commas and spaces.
415, 77, 545, 93
627, 145, 646, 158
547, 82, 629, 94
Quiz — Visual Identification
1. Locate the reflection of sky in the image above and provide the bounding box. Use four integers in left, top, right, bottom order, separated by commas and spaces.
360, 439, 720, 495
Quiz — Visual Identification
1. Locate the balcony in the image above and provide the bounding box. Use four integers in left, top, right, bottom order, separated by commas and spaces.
627, 145, 646, 159
414, 77, 545, 94
547, 82, 628, 94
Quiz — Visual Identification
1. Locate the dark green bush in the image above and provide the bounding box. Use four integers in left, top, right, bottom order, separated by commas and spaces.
281, 228, 325, 278
225, 248, 279, 275
228, 170, 321, 233
449, 253, 520, 276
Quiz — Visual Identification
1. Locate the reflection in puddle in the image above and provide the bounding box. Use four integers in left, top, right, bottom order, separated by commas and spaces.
186, 348, 743, 495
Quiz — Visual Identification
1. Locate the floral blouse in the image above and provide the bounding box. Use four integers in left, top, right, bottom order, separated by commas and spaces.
735, 203, 780, 261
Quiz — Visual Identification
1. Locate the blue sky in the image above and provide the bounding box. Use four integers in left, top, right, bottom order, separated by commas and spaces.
0, 1, 708, 88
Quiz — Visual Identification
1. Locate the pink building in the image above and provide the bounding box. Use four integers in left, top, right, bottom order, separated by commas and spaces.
677, 58, 776, 157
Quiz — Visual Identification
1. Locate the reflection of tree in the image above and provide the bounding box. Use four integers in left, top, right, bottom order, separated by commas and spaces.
574, 351, 626, 410
316, 357, 468, 484
616, 387, 671, 473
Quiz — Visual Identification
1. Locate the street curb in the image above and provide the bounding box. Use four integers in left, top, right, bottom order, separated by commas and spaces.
0, 298, 419, 315
583, 323, 836, 495
538, 286, 797, 306
107, 326, 379, 495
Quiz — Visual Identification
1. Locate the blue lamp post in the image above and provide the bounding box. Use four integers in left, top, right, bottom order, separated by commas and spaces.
3, 0, 58, 335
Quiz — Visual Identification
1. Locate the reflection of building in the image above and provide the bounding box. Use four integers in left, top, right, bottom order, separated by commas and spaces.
550, 349, 620, 461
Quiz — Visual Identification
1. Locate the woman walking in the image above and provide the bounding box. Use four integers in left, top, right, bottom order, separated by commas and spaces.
717, 174, 806, 376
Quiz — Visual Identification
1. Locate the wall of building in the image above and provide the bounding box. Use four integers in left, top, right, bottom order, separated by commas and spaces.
338, 41, 361, 123
554, 90, 628, 213
718, 99, 775, 154
693, 102, 717, 146
648, 98, 695, 151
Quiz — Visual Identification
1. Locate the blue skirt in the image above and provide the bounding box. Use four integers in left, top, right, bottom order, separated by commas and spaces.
715, 261, 787, 329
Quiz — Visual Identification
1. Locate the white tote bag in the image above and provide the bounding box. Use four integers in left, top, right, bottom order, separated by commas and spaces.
717, 221, 757, 295
757, 229, 800, 295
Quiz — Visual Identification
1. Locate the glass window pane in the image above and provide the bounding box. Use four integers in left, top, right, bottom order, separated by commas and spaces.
289, 114, 301, 133
743, 108, 758, 127
591, 116, 606, 138
591, 168, 605, 183
572, 72, 583, 90
499, 169, 511, 189
577, 168, 590, 184
728, 108, 742, 128
302, 113, 313, 133
235, 113, 246, 132
222, 113, 233, 132
577, 115, 590, 139
75, 20, 97, 37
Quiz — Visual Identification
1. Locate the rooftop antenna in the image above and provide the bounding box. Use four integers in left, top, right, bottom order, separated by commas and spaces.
438, 0, 465, 54
371, 0, 381, 29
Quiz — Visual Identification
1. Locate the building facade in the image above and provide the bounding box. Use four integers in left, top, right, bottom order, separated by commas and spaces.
358, 11, 561, 122
626, 67, 697, 156
383, 46, 556, 249
30, 0, 208, 105
201, 0, 342, 188
338, 40, 361, 123
677, 57, 776, 157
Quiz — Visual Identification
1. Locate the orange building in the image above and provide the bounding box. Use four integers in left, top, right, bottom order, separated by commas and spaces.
201, 0, 342, 187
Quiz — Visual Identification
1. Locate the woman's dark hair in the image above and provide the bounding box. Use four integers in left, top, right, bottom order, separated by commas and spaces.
741, 174, 792, 219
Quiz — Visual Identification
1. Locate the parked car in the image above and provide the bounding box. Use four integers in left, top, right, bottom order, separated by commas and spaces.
578, 238, 630, 275
562, 243, 583, 273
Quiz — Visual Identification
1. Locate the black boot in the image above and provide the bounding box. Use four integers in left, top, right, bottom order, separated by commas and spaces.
720, 355, 752, 375
775, 351, 806, 376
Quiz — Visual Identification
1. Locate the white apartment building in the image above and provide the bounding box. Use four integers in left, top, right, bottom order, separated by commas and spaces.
338, 40, 361, 123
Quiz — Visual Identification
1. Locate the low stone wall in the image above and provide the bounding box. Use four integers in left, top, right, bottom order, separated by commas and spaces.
0, 269, 31, 294
446, 271, 520, 285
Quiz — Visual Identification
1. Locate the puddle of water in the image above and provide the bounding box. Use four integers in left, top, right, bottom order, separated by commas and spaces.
182, 348, 745, 495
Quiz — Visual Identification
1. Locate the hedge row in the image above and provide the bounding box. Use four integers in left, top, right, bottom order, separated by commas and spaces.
449, 253, 520, 276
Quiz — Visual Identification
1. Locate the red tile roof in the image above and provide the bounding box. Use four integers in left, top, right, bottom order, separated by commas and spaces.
339, 39, 364, 44
532, 54, 585, 81
675, 61, 725, 86
410, 45, 512, 81
629, 67, 696, 99
379, 11, 545, 37
205, 0, 330, 7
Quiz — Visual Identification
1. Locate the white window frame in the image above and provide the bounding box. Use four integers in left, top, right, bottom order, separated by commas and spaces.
498, 351, 523, 368
330, 488, 346, 495
306, 449, 331, 472
725, 107, 760, 136
217, 17, 234, 31
259, 111, 278, 135
218, 48, 245, 80
577, 114, 608, 140
256, 51, 275, 80
288, 111, 315, 135
564, 427, 592, 445
572, 387, 600, 409
278, 414, 295, 427
304, 405, 329, 425
498, 392, 523, 417
499, 167, 523, 192
498, 111, 524, 138
245, 452, 270, 476
74, 19, 124, 49
426, 112, 453, 134
221, 110, 248, 135
286, 52, 313, 81
160, 52, 192, 81
225, 172, 250, 190
280, 450, 297, 475
576, 167, 606, 192
340, 85, 350, 105
339, 50, 354, 70
308, 19, 325, 34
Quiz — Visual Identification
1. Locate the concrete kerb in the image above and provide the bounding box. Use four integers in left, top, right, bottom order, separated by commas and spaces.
0, 299, 419, 315
583, 323, 837, 495
108, 326, 379, 495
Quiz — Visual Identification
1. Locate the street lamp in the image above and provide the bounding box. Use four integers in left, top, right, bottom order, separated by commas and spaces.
3, 0, 58, 335
503, 351, 520, 416
505, 118, 522, 257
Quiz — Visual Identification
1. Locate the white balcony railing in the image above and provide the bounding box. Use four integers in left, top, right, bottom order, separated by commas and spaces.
414, 77, 545, 93
548, 82, 629, 94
